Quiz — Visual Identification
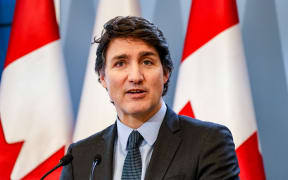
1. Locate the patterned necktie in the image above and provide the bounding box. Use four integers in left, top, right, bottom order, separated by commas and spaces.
122, 130, 144, 180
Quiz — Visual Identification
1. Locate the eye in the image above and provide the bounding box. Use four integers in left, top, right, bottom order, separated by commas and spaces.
114, 61, 125, 67
143, 59, 153, 66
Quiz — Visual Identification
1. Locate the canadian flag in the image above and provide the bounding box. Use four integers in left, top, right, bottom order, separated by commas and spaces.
173, 0, 266, 179
0, 0, 72, 179
73, 0, 140, 141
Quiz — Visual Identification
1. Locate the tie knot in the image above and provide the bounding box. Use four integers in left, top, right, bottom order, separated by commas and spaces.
127, 131, 143, 150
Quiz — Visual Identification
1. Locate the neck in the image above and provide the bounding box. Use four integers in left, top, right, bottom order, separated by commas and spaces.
120, 118, 145, 129
118, 101, 163, 129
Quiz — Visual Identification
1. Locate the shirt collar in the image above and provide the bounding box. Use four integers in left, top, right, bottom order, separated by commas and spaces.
116, 100, 167, 150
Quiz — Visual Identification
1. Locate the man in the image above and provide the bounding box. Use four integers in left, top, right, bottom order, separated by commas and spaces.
61, 16, 240, 180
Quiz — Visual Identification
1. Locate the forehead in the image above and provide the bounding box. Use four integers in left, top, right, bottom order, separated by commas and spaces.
105, 37, 159, 58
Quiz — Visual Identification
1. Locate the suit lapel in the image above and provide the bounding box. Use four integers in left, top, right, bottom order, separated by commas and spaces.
94, 123, 117, 180
145, 107, 182, 180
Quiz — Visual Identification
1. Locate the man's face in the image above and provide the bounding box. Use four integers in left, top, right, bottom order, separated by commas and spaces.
100, 37, 169, 121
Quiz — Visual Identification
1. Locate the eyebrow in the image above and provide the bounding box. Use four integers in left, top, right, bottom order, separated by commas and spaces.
112, 54, 128, 60
112, 51, 158, 61
139, 51, 158, 57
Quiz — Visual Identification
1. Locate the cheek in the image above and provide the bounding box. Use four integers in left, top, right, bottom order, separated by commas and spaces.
150, 72, 166, 91
105, 74, 123, 94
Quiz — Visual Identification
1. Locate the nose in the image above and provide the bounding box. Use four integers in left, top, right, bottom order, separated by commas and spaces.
128, 64, 144, 84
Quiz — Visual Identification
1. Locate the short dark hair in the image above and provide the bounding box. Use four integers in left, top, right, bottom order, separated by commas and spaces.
94, 16, 173, 96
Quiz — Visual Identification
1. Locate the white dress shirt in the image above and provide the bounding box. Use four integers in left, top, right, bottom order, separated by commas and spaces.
113, 101, 167, 180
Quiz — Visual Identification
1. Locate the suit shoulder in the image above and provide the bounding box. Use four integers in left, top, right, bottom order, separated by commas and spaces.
174, 115, 239, 178
70, 124, 115, 149
178, 115, 233, 139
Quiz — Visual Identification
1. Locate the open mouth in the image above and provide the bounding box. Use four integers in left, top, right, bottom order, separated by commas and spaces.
126, 89, 146, 94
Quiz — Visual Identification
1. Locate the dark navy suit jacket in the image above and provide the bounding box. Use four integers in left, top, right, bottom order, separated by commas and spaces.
60, 106, 240, 180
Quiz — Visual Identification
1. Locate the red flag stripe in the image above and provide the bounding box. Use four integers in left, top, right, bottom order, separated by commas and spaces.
4, 0, 59, 69
236, 132, 266, 180
181, 0, 239, 62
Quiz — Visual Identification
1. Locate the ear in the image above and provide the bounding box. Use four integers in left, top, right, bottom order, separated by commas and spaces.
99, 72, 107, 89
163, 71, 170, 84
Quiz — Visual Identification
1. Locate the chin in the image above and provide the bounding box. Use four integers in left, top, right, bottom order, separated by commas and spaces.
131, 101, 161, 115
122, 102, 150, 115
127, 105, 149, 115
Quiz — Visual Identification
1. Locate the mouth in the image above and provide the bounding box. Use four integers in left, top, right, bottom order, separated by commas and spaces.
126, 89, 146, 94
126, 89, 147, 98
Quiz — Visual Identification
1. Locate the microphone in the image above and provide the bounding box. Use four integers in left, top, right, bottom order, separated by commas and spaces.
89, 154, 102, 180
40, 154, 73, 180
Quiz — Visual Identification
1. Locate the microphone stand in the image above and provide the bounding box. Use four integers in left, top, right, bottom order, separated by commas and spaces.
89, 154, 102, 180
40, 154, 73, 180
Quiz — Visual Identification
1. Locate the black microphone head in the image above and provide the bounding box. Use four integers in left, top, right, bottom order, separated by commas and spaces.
60, 154, 73, 166
94, 154, 102, 164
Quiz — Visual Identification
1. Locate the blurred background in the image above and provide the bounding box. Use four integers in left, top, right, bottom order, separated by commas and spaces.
1, 0, 288, 179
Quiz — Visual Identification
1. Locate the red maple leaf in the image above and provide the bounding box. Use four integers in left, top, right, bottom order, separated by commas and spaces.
0, 118, 65, 179
178, 101, 195, 118
22, 147, 65, 180
0, 118, 24, 179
